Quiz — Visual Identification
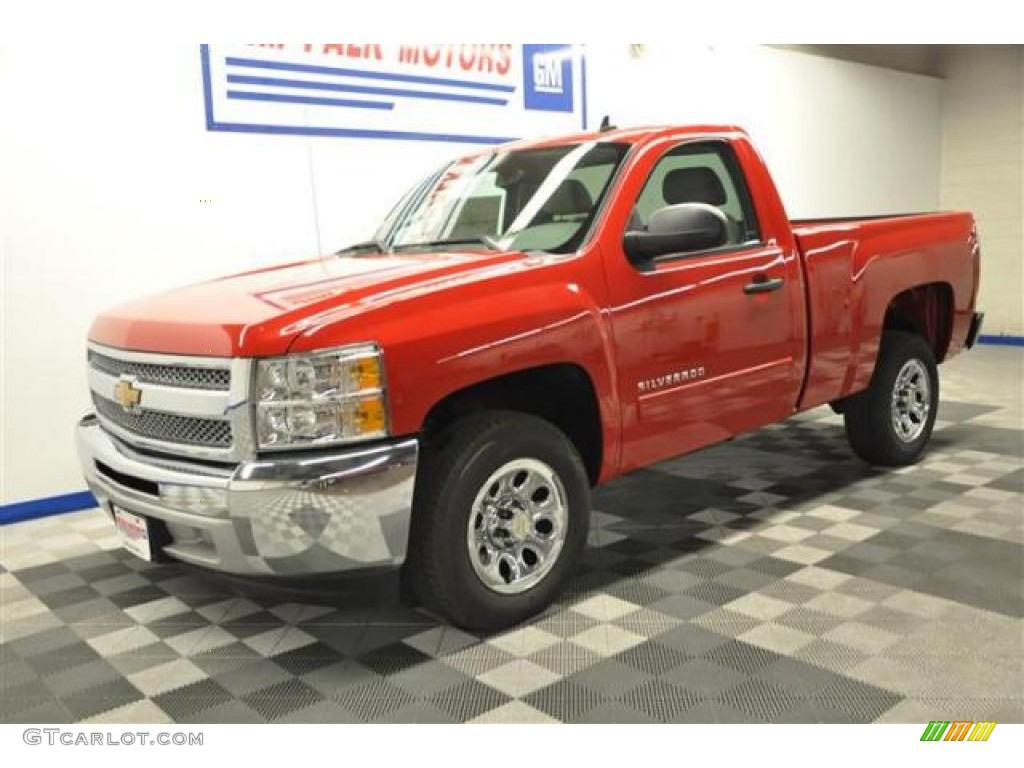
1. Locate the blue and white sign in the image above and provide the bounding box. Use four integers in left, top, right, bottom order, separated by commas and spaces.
201, 44, 588, 144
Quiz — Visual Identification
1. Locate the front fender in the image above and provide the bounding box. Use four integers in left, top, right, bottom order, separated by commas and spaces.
287, 254, 622, 480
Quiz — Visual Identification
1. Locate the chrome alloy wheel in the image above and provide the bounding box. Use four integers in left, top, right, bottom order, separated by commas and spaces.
466, 458, 569, 595
891, 359, 931, 443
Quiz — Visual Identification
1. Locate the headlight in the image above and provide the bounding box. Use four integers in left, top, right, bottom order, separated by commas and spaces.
254, 344, 388, 450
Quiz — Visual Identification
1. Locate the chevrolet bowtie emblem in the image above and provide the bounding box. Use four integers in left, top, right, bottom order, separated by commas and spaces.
113, 376, 142, 412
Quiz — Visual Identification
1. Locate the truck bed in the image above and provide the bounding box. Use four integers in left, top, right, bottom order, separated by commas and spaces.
790, 210, 978, 412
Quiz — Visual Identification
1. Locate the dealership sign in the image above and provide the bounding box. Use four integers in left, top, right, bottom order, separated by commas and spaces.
200, 44, 588, 144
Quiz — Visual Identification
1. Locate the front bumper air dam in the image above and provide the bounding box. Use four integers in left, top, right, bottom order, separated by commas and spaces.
76, 416, 419, 577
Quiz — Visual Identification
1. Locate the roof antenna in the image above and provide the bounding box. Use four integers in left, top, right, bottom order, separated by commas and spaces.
599, 115, 616, 132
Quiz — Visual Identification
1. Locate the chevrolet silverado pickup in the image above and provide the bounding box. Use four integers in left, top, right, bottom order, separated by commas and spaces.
77, 125, 984, 629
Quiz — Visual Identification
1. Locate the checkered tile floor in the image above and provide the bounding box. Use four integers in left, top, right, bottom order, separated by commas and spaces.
2, 346, 1022, 723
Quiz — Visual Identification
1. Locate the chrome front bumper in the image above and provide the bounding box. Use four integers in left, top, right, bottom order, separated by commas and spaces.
76, 416, 419, 576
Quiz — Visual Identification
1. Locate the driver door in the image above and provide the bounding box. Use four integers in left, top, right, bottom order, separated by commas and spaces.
603, 140, 804, 473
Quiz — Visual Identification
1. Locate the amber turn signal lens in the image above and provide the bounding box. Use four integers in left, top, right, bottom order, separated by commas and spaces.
348, 357, 382, 392
355, 395, 387, 435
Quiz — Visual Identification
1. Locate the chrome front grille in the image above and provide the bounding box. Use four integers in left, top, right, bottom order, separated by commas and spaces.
88, 350, 230, 390
87, 343, 253, 462
94, 396, 233, 448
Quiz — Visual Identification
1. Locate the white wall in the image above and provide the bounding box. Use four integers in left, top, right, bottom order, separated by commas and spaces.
1, 43, 945, 505
939, 45, 1023, 338
0, 44, 461, 505
586, 45, 943, 217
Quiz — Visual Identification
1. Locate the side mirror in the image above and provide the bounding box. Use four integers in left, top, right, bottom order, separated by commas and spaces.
624, 203, 728, 264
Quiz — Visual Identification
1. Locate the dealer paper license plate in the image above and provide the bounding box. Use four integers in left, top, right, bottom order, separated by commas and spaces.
113, 508, 152, 561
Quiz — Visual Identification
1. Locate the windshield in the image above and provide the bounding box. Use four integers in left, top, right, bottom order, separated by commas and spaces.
373, 141, 628, 254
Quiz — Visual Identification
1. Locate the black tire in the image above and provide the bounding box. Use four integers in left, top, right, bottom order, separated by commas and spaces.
405, 411, 590, 631
843, 330, 939, 466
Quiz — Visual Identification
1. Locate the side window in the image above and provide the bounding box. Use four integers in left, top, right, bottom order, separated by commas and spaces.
628, 142, 760, 247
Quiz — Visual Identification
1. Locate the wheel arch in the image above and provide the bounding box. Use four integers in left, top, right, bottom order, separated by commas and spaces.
882, 282, 955, 362
421, 363, 604, 485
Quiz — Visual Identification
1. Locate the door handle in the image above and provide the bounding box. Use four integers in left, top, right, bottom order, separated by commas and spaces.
743, 275, 784, 295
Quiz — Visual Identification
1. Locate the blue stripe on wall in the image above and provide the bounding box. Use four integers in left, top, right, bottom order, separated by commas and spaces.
978, 335, 1024, 347
0, 491, 97, 526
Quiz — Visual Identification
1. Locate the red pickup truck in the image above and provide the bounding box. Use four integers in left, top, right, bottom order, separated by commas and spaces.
77, 125, 983, 629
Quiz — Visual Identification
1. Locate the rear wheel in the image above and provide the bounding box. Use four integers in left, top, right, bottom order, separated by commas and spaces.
406, 411, 590, 630
843, 330, 939, 466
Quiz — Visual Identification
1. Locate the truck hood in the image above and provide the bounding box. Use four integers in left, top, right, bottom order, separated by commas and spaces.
89, 250, 527, 357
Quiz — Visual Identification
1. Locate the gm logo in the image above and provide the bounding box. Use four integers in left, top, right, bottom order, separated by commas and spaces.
533, 54, 563, 93
523, 44, 574, 113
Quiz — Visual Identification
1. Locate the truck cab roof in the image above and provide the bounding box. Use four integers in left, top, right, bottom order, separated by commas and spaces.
483, 124, 752, 155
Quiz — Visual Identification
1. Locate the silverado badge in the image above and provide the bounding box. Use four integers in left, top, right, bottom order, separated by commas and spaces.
637, 367, 706, 393
114, 376, 142, 412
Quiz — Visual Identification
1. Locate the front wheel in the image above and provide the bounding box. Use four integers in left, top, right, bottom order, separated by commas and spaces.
406, 411, 590, 631
843, 330, 939, 466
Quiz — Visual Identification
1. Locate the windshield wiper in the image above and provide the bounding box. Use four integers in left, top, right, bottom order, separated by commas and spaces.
392, 235, 501, 252
335, 239, 385, 256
